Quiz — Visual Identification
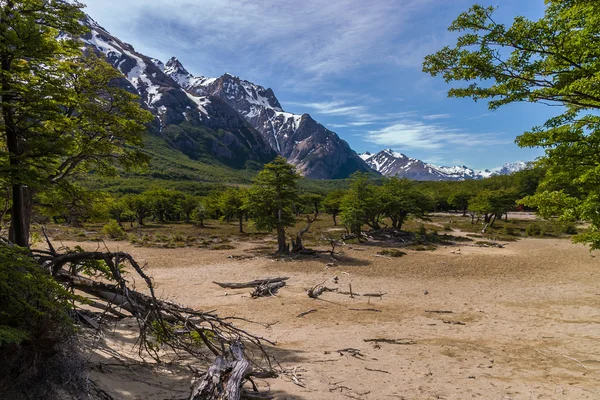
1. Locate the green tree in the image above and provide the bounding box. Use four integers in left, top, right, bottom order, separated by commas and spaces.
178, 195, 199, 224
0, 1, 152, 247
448, 190, 473, 216
380, 177, 431, 230
322, 189, 345, 226
247, 157, 299, 253
122, 193, 151, 227
300, 193, 323, 215
340, 173, 380, 236
468, 188, 518, 226
423, 1, 600, 248
219, 188, 247, 233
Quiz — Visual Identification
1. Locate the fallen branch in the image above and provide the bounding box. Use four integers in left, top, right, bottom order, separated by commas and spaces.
28, 239, 276, 400
349, 308, 381, 313
363, 338, 416, 345
425, 310, 453, 314
365, 367, 390, 374
213, 277, 290, 289
307, 281, 337, 299
251, 281, 286, 298
442, 319, 466, 325
297, 309, 318, 318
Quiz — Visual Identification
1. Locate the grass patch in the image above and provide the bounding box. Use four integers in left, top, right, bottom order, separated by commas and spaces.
377, 249, 407, 257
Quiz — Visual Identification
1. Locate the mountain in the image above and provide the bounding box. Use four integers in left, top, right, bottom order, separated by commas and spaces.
161, 57, 371, 179
360, 149, 525, 181
80, 16, 370, 179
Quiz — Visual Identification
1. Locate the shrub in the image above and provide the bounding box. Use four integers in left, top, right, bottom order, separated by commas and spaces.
526, 223, 543, 236
378, 249, 407, 257
102, 219, 126, 240
0, 245, 82, 396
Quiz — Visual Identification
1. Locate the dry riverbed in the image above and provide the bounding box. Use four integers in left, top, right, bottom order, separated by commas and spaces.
68, 235, 600, 399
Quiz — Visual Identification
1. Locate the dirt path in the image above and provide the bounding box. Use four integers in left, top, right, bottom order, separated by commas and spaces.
70, 237, 600, 399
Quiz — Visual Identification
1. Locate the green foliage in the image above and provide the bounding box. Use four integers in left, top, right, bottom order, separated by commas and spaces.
102, 220, 126, 240
380, 177, 432, 230
246, 157, 300, 252
378, 249, 407, 258
0, 245, 75, 346
340, 173, 380, 235
424, 1, 600, 248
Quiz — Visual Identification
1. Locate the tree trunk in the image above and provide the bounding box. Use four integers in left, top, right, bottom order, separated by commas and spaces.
9, 185, 29, 247
332, 213, 337, 226
238, 215, 244, 233
276, 224, 288, 254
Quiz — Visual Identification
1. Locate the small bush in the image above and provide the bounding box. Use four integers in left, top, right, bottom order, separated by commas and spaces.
410, 244, 437, 251
211, 244, 236, 250
443, 224, 453, 231
378, 249, 407, 257
526, 223, 543, 236
102, 220, 126, 240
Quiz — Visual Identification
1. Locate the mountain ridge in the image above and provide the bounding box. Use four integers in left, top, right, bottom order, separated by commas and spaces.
360, 149, 527, 181
80, 16, 371, 179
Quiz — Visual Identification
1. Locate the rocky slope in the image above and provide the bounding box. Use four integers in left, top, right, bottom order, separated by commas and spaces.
80, 16, 276, 170
161, 57, 371, 179
80, 16, 370, 179
360, 149, 525, 181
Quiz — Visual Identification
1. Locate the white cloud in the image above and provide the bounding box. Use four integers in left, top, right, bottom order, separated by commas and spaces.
422, 113, 451, 120
365, 120, 510, 151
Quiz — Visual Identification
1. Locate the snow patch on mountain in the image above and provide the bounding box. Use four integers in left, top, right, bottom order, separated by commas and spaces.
361, 149, 528, 181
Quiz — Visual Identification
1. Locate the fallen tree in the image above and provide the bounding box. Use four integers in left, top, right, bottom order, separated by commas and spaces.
25, 236, 277, 399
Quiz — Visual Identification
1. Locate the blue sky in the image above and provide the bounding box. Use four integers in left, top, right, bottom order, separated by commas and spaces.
83, 0, 552, 170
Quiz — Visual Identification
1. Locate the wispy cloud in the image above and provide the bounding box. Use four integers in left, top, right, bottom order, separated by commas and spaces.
422, 113, 451, 120
83, 0, 437, 82
365, 120, 510, 151
288, 100, 366, 117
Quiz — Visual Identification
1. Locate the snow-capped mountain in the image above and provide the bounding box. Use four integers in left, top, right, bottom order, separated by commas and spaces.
79, 16, 370, 179
360, 149, 526, 181
80, 16, 275, 169
161, 57, 371, 179
497, 161, 528, 175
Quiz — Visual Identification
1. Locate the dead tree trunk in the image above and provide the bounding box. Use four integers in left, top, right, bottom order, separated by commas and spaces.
291, 213, 318, 253
189, 341, 253, 400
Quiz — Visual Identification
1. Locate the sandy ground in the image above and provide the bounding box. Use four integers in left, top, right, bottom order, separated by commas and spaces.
71, 236, 600, 400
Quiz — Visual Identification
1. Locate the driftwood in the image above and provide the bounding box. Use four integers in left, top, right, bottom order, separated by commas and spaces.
189, 341, 271, 400
213, 277, 289, 289
251, 281, 286, 298
307, 281, 337, 298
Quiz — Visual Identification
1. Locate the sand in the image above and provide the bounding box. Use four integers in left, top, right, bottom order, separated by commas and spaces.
75, 236, 600, 399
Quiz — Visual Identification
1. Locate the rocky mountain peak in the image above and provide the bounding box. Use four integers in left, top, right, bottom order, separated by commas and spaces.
165, 57, 189, 76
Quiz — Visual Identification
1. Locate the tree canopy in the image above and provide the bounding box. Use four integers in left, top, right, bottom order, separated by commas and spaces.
0, 0, 152, 246
423, 0, 600, 248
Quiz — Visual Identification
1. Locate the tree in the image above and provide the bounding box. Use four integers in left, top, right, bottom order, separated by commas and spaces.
448, 190, 473, 216
0, 1, 152, 247
323, 189, 345, 226
468, 188, 518, 226
423, 1, 600, 248
246, 157, 299, 253
340, 173, 380, 236
300, 193, 323, 215
178, 195, 199, 224
380, 177, 432, 230
122, 194, 151, 227
219, 188, 247, 233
